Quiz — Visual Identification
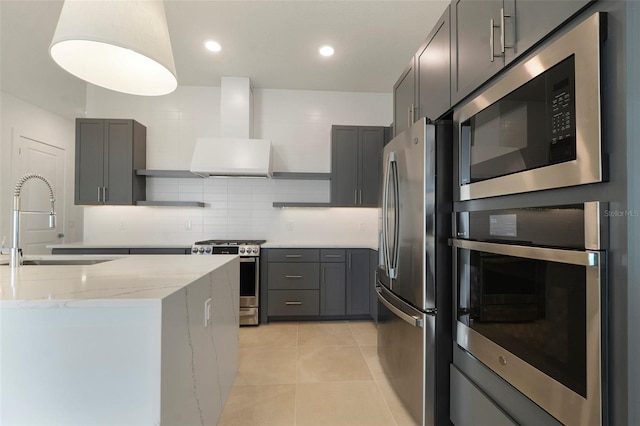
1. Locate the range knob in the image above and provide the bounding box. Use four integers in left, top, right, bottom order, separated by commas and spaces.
198, 247, 205, 253
205, 247, 212, 254
239, 247, 246, 254
252, 247, 259, 254
191, 247, 198, 254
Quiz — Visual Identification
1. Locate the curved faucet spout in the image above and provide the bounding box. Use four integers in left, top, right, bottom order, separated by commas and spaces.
10, 173, 57, 268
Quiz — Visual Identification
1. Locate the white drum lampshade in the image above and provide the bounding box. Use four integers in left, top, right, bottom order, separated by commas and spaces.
49, 0, 178, 96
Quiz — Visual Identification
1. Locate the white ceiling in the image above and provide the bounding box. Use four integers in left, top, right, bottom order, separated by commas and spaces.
0, 0, 449, 119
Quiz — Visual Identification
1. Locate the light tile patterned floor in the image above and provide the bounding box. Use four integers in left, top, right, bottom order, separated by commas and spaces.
218, 321, 418, 426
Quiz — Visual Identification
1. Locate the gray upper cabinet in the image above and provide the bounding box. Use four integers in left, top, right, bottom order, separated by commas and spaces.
393, 60, 416, 137
393, 5, 451, 136
505, 0, 592, 65
75, 119, 146, 205
451, 0, 592, 105
451, 0, 505, 105
331, 126, 385, 207
416, 5, 451, 122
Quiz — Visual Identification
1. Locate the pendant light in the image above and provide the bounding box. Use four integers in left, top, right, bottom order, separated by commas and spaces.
49, 0, 178, 96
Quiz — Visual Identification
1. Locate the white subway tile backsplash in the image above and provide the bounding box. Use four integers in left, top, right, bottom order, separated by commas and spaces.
84, 86, 389, 245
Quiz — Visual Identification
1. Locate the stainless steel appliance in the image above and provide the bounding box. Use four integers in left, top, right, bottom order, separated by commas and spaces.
377, 117, 452, 426
451, 202, 607, 425
191, 239, 266, 325
455, 12, 606, 201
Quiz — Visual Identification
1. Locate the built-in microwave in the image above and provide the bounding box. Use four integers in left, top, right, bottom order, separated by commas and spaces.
452, 202, 607, 425
455, 12, 607, 201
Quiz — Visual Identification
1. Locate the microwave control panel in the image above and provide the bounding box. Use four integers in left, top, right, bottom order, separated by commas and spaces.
548, 56, 576, 164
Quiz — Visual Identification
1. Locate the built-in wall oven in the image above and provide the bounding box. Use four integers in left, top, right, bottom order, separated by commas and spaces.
192, 240, 265, 326
455, 12, 607, 201
451, 202, 607, 425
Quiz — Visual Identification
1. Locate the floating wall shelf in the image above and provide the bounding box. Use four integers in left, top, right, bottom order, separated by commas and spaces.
137, 201, 205, 207
271, 172, 331, 180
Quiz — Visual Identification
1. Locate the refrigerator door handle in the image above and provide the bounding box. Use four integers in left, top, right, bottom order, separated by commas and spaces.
382, 152, 397, 279
376, 285, 424, 327
389, 157, 400, 278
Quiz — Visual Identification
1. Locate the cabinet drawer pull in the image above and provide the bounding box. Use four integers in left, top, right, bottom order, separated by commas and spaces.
324, 254, 342, 258
285, 254, 302, 258
285, 275, 303, 279
97, 187, 102, 203
285, 301, 302, 305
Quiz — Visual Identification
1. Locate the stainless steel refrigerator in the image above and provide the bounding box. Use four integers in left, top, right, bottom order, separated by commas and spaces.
377, 117, 452, 426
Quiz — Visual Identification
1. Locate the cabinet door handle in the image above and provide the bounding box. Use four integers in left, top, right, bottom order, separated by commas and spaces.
285, 301, 302, 305
97, 187, 102, 203
490, 18, 496, 62
285, 254, 302, 258
103, 187, 107, 203
321, 266, 325, 284
325, 254, 341, 258
348, 252, 352, 269
354, 189, 358, 204
500, 8, 512, 54
359, 190, 362, 205
285, 275, 303, 279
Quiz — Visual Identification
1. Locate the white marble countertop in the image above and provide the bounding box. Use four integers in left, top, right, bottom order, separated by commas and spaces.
262, 241, 378, 250
0, 255, 237, 307
46, 243, 192, 249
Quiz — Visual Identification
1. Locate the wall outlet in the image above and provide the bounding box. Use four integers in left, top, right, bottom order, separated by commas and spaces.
185, 220, 192, 230
287, 221, 294, 231
359, 223, 365, 231
204, 298, 212, 327
118, 221, 125, 230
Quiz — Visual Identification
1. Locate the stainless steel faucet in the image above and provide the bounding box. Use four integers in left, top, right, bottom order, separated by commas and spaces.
10, 173, 56, 268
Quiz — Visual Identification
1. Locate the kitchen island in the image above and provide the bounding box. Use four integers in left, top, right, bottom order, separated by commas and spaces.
0, 255, 239, 425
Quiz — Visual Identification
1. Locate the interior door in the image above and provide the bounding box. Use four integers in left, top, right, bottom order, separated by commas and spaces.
12, 131, 66, 254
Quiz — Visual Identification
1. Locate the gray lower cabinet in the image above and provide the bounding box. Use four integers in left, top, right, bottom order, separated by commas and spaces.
75, 118, 146, 205
346, 249, 370, 315
331, 126, 386, 207
265, 248, 373, 321
450, 365, 517, 426
320, 249, 347, 316
451, 0, 592, 105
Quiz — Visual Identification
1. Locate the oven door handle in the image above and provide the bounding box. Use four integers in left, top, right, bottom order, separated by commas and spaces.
450, 238, 600, 267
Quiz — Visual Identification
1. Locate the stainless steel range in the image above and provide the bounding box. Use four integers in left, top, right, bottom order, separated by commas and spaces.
192, 239, 266, 325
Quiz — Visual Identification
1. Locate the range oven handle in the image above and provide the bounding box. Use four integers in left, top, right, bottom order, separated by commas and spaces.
450, 238, 600, 267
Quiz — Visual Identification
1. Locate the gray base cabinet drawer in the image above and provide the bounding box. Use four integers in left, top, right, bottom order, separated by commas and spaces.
450, 365, 517, 426
268, 263, 319, 289
268, 290, 320, 316
267, 249, 319, 262
320, 249, 346, 262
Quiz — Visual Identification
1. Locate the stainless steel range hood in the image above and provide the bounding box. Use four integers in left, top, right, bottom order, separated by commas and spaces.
190, 77, 273, 177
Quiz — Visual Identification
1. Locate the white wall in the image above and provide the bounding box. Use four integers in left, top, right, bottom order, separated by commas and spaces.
0, 91, 84, 250
83, 86, 391, 246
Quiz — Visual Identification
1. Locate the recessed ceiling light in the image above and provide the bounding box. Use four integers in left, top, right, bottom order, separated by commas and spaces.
205, 40, 222, 52
319, 45, 334, 57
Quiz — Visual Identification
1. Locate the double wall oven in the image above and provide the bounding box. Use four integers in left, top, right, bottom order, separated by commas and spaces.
451, 203, 607, 425
192, 240, 265, 326
451, 12, 609, 425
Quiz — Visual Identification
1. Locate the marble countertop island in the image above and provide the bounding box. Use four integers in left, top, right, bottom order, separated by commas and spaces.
0, 255, 240, 425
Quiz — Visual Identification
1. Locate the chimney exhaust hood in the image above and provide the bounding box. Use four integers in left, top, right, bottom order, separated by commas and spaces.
190, 76, 273, 177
